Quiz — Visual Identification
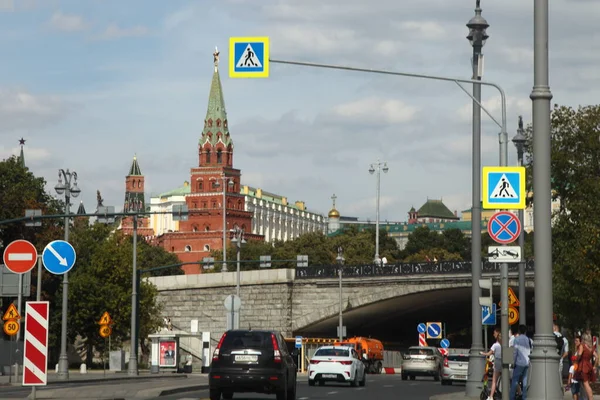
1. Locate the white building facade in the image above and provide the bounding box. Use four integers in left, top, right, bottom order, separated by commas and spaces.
149, 183, 326, 242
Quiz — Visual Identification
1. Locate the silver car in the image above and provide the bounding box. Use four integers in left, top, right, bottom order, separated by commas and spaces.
441, 352, 469, 385
401, 346, 443, 381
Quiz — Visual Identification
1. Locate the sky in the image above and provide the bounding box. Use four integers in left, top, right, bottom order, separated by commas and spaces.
0, 0, 598, 223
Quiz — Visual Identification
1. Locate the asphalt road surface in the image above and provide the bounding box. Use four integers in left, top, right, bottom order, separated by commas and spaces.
154, 374, 464, 400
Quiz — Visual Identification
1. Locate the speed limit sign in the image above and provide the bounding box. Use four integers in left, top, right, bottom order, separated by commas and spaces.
99, 325, 112, 338
3, 320, 20, 336
508, 306, 520, 325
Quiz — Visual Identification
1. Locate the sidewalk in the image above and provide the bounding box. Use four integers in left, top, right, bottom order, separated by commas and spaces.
430, 390, 599, 399
0, 369, 209, 399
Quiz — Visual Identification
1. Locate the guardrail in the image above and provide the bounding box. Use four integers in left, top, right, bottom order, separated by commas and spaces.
295, 260, 535, 279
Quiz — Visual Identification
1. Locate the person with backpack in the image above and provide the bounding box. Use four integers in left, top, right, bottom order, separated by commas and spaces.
554, 323, 569, 382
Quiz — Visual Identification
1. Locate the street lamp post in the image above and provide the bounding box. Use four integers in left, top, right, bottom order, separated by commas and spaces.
215, 175, 234, 272
231, 227, 246, 297
512, 116, 527, 325
336, 247, 345, 342
54, 169, 81, 380
528, 0, 561, 398
368, 160, 389, 264
465, 1, 489, 396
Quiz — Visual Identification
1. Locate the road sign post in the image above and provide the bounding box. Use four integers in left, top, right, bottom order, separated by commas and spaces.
23, 301, 49, 386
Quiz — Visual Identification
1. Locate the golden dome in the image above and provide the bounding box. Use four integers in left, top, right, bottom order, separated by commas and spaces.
328, 208, 340, 218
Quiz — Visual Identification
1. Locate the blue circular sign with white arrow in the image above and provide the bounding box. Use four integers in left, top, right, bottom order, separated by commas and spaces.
417, 323, 427, 334
42, 240, 76, 275
440, 338, 450, 349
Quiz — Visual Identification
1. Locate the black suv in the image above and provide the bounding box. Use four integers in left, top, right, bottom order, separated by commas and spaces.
209, 329, 297, 400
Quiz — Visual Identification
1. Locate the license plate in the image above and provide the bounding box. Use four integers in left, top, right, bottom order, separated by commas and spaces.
235, 355, 257, 362
322, 374, 337, 378
455, 375, 466, 379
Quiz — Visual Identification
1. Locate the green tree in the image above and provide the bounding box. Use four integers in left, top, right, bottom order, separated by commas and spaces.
401, 227, 444, 258
524, 104, 600, 329
442, 229, 470, 260
403, 248, 462, 263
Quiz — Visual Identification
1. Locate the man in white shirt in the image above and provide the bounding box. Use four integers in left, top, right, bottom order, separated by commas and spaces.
553, 323, 569, 381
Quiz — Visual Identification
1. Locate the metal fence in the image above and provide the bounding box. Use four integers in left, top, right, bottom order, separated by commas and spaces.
296, 259, 535, 279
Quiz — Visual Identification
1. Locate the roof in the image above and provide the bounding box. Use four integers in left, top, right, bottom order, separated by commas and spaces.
157, 182, 191, 198
243, 186, 308, 212
417, 199, 458, 220
76, 201, 86, 215
200, 67, 233, 148
128, 155, 142, 176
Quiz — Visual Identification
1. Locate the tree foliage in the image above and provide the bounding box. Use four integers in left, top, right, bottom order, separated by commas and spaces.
524, 104, 600, 330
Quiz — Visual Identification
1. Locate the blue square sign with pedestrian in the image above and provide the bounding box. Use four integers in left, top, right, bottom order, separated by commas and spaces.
229, 37, 270, 78
482, 166, 526, 209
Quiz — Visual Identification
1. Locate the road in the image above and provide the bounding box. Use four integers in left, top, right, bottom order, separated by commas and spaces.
154, 374, 463, 400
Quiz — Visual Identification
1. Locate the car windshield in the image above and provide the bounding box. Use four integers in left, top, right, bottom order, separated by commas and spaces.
220, 331, 272, 350
408, 348, 434, 356
314, 348, 349, 357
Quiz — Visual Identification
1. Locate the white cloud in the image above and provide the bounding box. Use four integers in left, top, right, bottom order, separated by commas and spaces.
331, 97, 419, 124
394, 21, 447, 41
0, 90, 71, 132
48, 12, 88, 32
98, 24, 149, 40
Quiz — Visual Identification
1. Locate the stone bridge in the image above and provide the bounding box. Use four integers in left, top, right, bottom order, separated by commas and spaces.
149, 261, 535, 346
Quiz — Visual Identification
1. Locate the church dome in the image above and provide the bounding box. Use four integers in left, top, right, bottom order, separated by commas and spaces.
328, 208, 340, 218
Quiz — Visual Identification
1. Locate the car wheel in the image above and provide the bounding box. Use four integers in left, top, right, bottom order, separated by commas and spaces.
222, 392, 233, 400
287, 379, 296, 400
350, 372, 358, 387
308, 379, 315, 387
410, 375, 416, 380
318, 380, 325, 386
376, 362, 383, 374
210, 389, 221, 400
401, 373, 408, 381
359, 370, 366, 387
276, 378, 288, 400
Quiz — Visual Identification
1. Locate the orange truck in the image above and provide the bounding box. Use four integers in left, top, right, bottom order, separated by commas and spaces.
333, 337, 384, 373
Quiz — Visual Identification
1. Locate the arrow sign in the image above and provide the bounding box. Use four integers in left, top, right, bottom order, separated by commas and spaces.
42, 240, 76, 275
417, 323, 427, 334
426, 322, 442, 339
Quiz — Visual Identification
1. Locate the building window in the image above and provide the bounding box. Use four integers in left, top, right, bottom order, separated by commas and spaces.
205, 225, 210, 232
171, 246, 175, 252
193, 202, 197, 209
212, 180, 219, 189
202, 201, 207, 208
206, 151, 211, 163
204, 244, 210, 251
217, 150, 222, 164
193, 225, 198, 232
198, 180, 203, 190
184, 245, 192, 252
212, 201, 217, 208
138, 181, 142, 188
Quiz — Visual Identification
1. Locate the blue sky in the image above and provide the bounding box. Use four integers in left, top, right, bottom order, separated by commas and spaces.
1, 0, 599, 221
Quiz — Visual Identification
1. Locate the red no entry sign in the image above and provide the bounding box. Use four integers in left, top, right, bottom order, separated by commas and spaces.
3, 240, 38, 274
487, 211, 522, 245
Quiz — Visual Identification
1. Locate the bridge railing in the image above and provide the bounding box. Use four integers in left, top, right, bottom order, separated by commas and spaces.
295, 260, 535, 279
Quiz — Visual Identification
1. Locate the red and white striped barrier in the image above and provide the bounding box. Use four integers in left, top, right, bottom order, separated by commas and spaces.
383, 367, 402, 374
418, 333, 427, 347
22, 301, 49, 386
438, 348, 449, 357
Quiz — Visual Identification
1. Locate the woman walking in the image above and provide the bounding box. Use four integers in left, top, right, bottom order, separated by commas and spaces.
481, 327, 502, 400
575, 332, 595, 400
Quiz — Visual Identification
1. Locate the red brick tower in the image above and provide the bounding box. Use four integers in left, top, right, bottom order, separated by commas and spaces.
158, 50, 257, 273
121, 155, 154, 238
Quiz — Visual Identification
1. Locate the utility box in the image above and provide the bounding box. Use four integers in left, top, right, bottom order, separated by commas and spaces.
201, 331, 211, 373
109, 350, 126, 371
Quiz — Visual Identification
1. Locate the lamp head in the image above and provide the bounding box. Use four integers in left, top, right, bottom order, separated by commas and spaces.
382, 163, 389, 173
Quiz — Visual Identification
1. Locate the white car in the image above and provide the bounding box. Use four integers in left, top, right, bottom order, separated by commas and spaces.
308, 346, 366, 387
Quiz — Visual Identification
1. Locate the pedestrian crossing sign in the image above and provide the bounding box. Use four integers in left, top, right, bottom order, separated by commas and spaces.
229, 37, 269, 78
482, 166, 526, 210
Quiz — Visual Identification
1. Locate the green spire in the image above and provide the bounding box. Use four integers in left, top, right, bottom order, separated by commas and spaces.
128, 155, 142, 176
18, 138, 25, 168
200, 48, 233, 148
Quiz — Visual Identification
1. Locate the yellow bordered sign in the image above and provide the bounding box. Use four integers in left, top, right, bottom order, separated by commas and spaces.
229, 37, 270, 78
482, 166, 526, 210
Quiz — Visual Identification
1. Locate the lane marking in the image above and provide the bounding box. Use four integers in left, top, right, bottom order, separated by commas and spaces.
327, 391, 338, 395
299, 397, 309, 399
